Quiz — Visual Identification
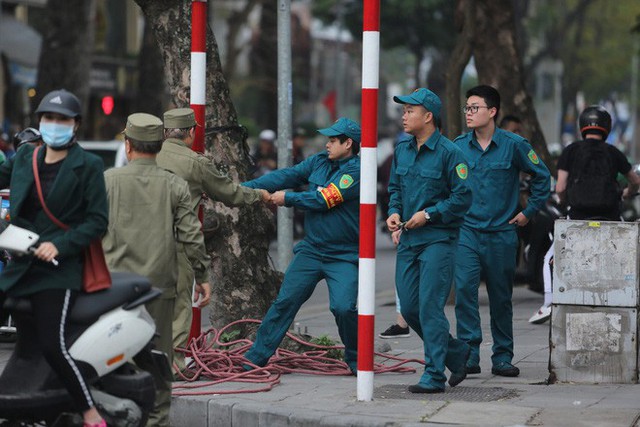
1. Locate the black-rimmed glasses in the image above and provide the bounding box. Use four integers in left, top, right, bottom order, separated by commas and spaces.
462, 105, 491, 114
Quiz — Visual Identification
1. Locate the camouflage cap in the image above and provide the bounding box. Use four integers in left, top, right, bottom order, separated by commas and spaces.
163, 108, 196, 129
124, 113, 163, 142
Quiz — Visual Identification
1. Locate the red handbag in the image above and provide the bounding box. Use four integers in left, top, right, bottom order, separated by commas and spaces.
32, 147, 111, 293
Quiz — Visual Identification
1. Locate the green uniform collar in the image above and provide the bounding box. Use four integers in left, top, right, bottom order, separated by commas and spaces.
413, 129, 441, 151
469, 130, 500, 151
332, 154, 356, 167
164, 137, 189, 148
128, 157, 157, 166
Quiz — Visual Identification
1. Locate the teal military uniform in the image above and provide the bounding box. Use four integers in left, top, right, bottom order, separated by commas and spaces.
454, 127, 550, 369
243, 151, 360, 372
388, 129, 472, 390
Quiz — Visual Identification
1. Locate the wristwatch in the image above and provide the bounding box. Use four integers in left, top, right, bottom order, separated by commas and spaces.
424, 210, 431, 222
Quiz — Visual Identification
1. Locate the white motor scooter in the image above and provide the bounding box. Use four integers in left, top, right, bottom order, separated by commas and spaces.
0, 223, 170, 427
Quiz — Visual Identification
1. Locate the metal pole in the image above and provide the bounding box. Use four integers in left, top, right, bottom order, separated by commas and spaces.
277, 0, 293, 272
190, 0, 207, 155
335, 0, 345, 117
357, 0, 379, 402
188, 0, 207, 341
630, 36, 639, 163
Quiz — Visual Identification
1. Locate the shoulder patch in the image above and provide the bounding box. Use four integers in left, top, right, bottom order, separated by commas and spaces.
339, 174, 354, 189
456, 163, 468, 179
527, 149, 540, 165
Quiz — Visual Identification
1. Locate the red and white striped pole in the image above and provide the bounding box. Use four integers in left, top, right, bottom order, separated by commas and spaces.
189, 0, 207, 342
190, 0, 207, 155
357, 0, 380, 402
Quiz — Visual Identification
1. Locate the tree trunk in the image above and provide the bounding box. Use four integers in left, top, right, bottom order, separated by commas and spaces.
444, 0, 475, 140
472, 0, 553, 171
134, 22, 167, 117
134, 0, 280, 328
446, 0, 553, 172
33, 0, 96, 131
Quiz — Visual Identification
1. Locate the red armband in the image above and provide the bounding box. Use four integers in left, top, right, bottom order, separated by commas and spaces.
320, 183, 344, 209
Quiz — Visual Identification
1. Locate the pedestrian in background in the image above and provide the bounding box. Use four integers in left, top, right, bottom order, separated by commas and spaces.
454, 85, 551, 377
251, 129, 277, 178
102, 113, 211, 427
0, 89, 108, 427
292, 127, 307, 166
12, 127, 43, 152
529, 105, 640, 324
242, 118, 361, 374
386, 88, 472, 393
0, 133, 13, 160
156, 108, 270, 376
378, 228, 410, 340
499, 115, 523, 136
378, 131, 411, 340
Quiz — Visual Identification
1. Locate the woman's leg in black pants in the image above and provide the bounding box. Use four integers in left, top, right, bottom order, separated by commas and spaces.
30, 288, 94, 412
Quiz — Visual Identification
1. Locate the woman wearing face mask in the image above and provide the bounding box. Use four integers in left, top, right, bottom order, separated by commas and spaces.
0, 89, 108, 427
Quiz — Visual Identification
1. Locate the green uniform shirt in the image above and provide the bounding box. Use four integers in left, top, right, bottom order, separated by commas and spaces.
156, 138, 262, 212
102, 158, 210, 298
454, 127, 550, 231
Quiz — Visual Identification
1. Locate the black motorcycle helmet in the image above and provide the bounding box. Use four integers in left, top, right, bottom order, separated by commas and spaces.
579, 105, 611, 139
34, 89, 82, 119
13, 127, 42, 151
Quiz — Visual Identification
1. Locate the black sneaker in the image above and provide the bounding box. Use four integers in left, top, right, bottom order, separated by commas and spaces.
408, 384, 444, 394
466, 365, 481, 374
378, 324, 410, 339
491, 361, 520, 377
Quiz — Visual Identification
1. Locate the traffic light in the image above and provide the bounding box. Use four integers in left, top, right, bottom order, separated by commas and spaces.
101, 95, 114, 115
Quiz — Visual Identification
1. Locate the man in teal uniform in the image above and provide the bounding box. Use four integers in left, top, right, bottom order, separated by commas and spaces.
387, 88, 472, 393
454, 85, 551, 377
242, 118, 361, 373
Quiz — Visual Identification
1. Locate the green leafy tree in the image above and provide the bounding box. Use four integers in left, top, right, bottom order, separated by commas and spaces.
313, 0, 455, 88
523, 0, 639, 114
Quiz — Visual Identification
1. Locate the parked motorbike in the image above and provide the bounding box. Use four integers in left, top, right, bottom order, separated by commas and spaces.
0, 223, 170, 427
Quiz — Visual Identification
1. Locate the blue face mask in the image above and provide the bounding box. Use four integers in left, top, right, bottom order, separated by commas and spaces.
39, 122, 75, 148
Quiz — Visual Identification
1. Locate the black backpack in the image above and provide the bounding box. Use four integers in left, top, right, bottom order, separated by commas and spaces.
566, 141, 620, 212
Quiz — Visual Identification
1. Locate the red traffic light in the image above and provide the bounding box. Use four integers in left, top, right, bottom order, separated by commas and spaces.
101, 96, 114, 115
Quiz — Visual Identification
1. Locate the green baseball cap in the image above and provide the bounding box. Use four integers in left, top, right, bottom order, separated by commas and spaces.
164, 108, 197, 129
393, 88, 442, 120
124, 113, 163, 142
318, 117, 361, 143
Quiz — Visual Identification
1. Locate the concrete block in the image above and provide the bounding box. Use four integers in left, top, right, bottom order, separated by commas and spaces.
170, 396, 209, 426
549, 304, 638, 383
553, 220, 640, 307
554, 220, 640, 307
208, 400, 234, 427
231, 403, 266, 427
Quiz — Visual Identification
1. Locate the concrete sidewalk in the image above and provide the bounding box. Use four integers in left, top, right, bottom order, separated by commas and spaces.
169, 285, 640, 427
